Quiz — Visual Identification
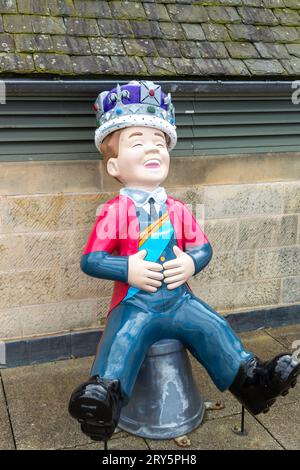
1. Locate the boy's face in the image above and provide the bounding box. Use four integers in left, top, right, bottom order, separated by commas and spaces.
106, 126, 170, 190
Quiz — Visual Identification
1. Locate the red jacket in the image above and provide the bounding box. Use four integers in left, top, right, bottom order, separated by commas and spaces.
83, 194, 209, 314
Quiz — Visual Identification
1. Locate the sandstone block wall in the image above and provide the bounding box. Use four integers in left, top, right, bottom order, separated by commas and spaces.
0, 159, 299, 341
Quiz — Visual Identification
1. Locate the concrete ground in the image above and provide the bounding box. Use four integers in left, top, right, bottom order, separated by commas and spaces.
1, 324, 300, 451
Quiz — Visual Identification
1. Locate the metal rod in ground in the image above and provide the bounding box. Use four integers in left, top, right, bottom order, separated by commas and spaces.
232, 404, 247, 435
241, 406, 245, 433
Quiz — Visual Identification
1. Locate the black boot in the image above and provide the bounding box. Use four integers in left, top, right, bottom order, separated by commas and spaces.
68, 376, 123, 441
229, 353, 300, 415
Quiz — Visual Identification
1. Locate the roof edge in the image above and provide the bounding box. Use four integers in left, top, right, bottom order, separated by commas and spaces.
2, 79, 297, 97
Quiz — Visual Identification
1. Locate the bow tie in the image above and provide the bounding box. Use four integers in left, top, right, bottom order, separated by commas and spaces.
120, 187, 167, 207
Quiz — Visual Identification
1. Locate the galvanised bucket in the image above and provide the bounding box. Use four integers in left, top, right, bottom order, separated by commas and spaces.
118, 339, 205, 439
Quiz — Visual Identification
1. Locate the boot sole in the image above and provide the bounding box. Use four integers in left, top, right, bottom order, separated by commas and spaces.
81, 422, 114, 442
69, 395, 113, 426
73, 398, 115, 441
247, 397, 277, 416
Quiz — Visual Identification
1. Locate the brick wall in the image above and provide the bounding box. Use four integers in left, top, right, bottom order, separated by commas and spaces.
0, 159, 299, 341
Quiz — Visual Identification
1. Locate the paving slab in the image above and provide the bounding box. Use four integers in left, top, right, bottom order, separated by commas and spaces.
65, 435, 149, 451
256, 401, 300, 450
239, 329, 288, 360
1, 356, 94, 450
190, 356, 242, 420
146, 413, 282, 450
0, 375, 15, 450
265, 324, 300, 352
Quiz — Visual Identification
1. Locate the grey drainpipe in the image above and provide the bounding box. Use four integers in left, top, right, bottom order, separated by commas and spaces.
3, 79, 296, 97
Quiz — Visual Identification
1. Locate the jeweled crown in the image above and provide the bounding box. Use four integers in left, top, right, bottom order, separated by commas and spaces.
94, 80, 177, 151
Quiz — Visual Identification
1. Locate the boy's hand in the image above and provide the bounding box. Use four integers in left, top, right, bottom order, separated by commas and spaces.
128, 250, 164, 293
163, 245, 195, 290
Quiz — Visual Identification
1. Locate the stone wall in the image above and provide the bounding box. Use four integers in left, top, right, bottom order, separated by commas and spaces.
0, 157, 299, 341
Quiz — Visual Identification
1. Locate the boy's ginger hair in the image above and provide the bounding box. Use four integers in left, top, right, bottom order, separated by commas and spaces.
99, 130, 122, 169
99, 129, 123, 183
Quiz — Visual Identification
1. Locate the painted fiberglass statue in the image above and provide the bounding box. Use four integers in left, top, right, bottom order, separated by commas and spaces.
68, 81, 300, 442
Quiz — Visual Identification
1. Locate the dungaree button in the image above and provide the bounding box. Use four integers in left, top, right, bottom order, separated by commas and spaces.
160, 256, 166, 262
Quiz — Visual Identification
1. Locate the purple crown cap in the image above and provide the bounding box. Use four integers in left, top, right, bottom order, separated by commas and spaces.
105, 82, 168, 113
102, 81, 168, 114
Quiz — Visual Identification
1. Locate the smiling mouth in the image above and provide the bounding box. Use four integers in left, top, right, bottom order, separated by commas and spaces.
144, 159, 161, 169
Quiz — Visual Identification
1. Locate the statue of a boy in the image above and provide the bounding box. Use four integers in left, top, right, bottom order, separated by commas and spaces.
69, 81, 299, 442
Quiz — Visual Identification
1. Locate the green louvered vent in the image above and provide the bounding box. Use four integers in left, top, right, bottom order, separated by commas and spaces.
1, 95, 300, 161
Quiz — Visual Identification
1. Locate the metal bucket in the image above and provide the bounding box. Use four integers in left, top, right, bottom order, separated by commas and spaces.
118, 339, 205, 439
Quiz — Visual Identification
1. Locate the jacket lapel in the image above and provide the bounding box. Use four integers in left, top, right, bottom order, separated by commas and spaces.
166, 196, 184, 251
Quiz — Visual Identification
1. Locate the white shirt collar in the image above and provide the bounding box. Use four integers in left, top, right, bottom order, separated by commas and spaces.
120, 186, 167, 208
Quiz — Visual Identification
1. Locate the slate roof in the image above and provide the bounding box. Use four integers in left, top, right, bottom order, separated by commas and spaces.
1, 0, 300, 78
